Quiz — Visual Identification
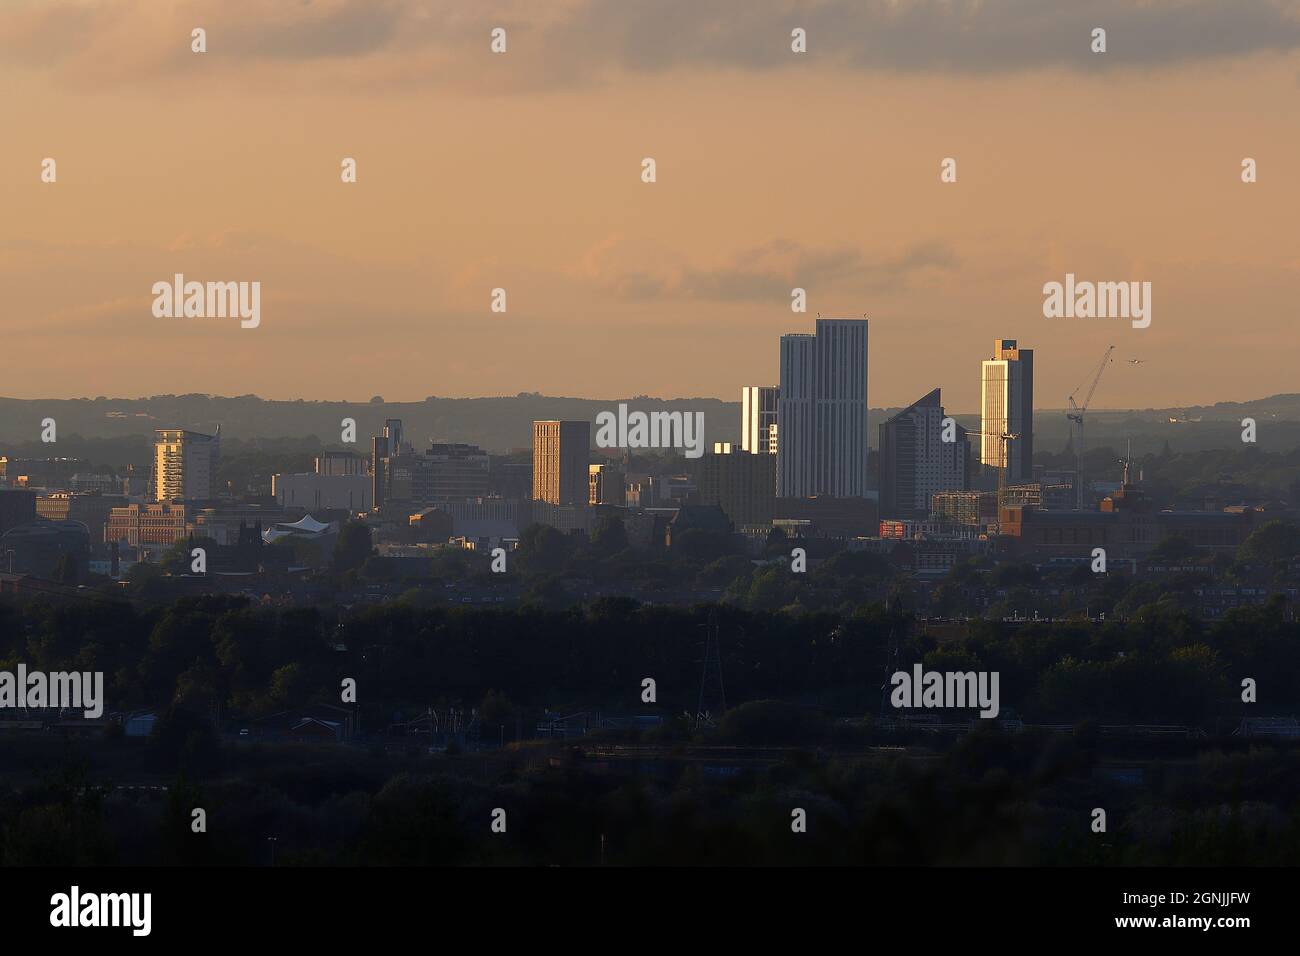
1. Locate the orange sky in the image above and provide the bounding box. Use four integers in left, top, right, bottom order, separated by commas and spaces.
3, 0, 1298, 411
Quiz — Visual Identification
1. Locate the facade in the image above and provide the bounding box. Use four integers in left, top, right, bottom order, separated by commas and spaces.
104, 503, 189, 547
532, 421, 590, 506
773, 495, 878, 538
1001, 486, 1254, 561
273, 473, 373, 512
433, 497, 529, 530
382, 444, 489, 504
0, 489, 37, 536
980, 339, 1034, 484
776, 318, 869, 498
698, 445, 776, 529
931, 490, 999, 527
0, 520, 90, 577
69, 473, 120, 494
879, 519, 980, 540
878, 388, 968, 520
367, 422, 490, 509
740, 386, 780, 454
1002, 482, 1075, 511
153, 428, 220, 502
489, 458, 533, 500
35, 493, 126, 543
588, 464, 626, 506
0, 457, 86, 490
421, 444, 490, 500
315, 451, 368, 476
529, 500, 593, 533
626, 478, 657, 508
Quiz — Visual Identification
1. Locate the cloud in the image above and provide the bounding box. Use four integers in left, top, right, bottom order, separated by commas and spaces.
4, 0, 1297, 91
581, 236, 958, 302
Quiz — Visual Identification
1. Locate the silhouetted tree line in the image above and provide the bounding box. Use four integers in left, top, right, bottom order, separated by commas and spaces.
1, 591, 1297, 728
5, 729, 1300, 865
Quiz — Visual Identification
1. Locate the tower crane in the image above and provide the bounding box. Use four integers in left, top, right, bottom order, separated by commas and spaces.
972, 428, 1021, 525
1067, 344, 1115, 510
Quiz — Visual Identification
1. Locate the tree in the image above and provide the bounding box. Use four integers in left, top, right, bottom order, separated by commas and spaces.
1238, 520, 1300, 565
149, 704, 221, 775
522, 574, 570, 608
334, 521, 374, 571
517, 523, 573, 571
480, 689, 515, 728
54, 553, 78, 586
592, 515, 628, 555
1148, 534, 1197, 563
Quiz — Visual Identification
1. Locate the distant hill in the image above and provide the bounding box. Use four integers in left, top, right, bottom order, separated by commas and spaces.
0, 394, 737, 456
1, 392, 1298, 458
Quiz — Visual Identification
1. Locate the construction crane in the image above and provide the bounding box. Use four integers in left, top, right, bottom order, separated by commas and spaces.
973, 429, 1021, 519
1067, 344, 1116, 509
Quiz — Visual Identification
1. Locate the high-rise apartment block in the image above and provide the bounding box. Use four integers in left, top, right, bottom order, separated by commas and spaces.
532, 421, 590, 506
776, 318, 869, 498
153, 428, 220, 502
878, 389, 968, 520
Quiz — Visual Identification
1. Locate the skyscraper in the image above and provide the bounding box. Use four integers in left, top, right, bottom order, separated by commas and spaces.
776, 318, 869, 498
740, 386, 779, 454
878, 389, 968, 520
153, 427, 220, 502
981, 339, 1034, 484
532, 421, 590, 506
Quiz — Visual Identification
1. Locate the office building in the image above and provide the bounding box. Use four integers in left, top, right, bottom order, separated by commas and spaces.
369, 422, 491, 508
273, 473, 373, 512
878, 389, 968, 520
698, 445, 776, 529
931, 490, 999, 528
776, 318, 869, 498
316, 451, 368, 476
105, 503, 189, 548
980, 339, 1034, 484
532, 421, 590, 506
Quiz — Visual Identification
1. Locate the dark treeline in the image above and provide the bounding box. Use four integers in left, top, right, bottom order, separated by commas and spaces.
5, 731, 1300, 865
1, 592, 1296, 727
